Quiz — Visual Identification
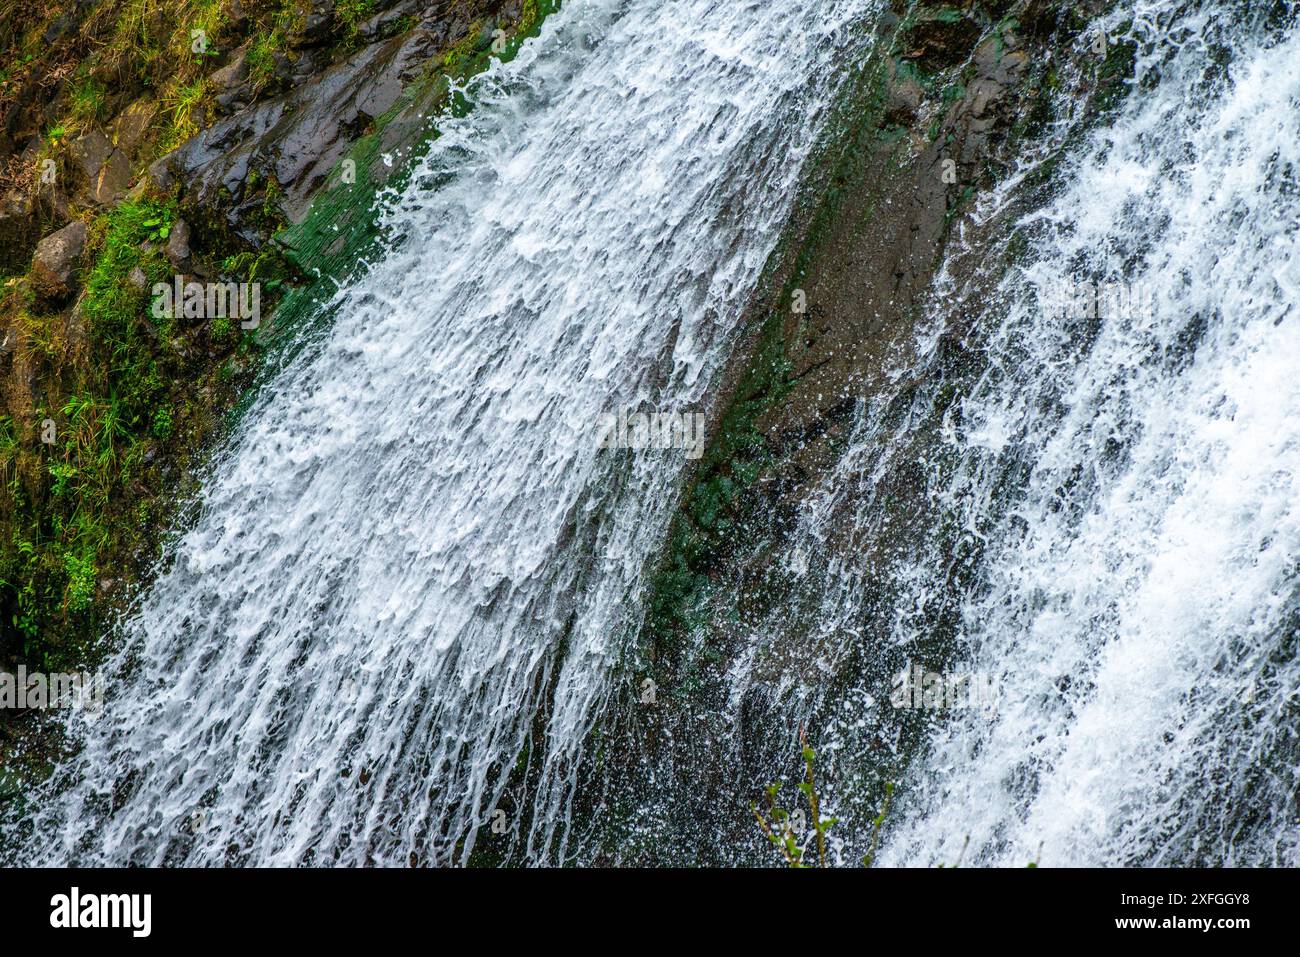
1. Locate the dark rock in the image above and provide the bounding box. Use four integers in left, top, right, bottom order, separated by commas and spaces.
69, 129, 132, 205
0, 188, 39, 275
69, 129, 112, 182
148, 153, 176, 190
210, 45, 251, 92
897, 9, 983, 72
30, 219, 87, 302
42, 14, 76, 44
110, 98, 158, 160
156, 27, 441, 239
226, 0, 250, 30
358, 0, 427, 41
292, 0, 339, 48
165, 219, 193, 271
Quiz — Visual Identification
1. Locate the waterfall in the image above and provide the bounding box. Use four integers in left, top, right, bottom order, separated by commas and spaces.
741, 0, 1299, 867
5, 0, 1294, 871
4, 0, 876, 866
878, 0, 1300, 865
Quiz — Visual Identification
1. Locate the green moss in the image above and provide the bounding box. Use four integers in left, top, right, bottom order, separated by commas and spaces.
643, 305, 792, 661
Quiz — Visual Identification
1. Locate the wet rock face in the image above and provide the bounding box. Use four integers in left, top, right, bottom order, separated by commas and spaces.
146, 0, 512, 243
897, 7, 985, 73
155, 30, 430, 236
760, 12, 1031, 458
634, 0, 1116, 762
30, 219, 87, 303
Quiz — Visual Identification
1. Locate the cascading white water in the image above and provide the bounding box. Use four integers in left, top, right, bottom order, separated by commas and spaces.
684, 0, 1299, 868
865, 2, 1300, 865
5, 0, 876, 866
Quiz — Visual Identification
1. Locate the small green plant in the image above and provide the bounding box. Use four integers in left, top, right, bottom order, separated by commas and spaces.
862, 781, 894, 867
752, 729, 839, 867
151, 407, 173, 440
62, 551, 96, 613
752, 731, 896, 868
143, 216, 172, 242
210, 316, 233, 341
47, 462, 77, 499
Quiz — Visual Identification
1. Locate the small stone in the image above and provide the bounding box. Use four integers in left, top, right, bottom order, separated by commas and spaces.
210, 45, 251, 92
127, 265, 150, 292
30, 220, 88, 302
111, 98, 158, 158
69, 128, 132, 205
69, 130, 112, 183
165, 219, 192, 271
148, 153, 176, 190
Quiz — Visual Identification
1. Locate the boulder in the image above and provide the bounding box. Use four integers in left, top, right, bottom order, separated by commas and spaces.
30, 219, 87, 302
69, 129, 133, 205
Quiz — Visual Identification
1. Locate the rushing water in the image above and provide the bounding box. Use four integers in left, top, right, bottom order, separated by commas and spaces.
4, 0, 875, 865
877, 0, 1300, 866
729, 0, 1299, 867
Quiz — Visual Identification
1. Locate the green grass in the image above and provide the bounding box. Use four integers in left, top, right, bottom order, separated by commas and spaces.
246, 32, 283, 93
161, 78, 207, 153
336, 0, 375, 33
68, 74, 107, 128
0, 192, 277, 669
